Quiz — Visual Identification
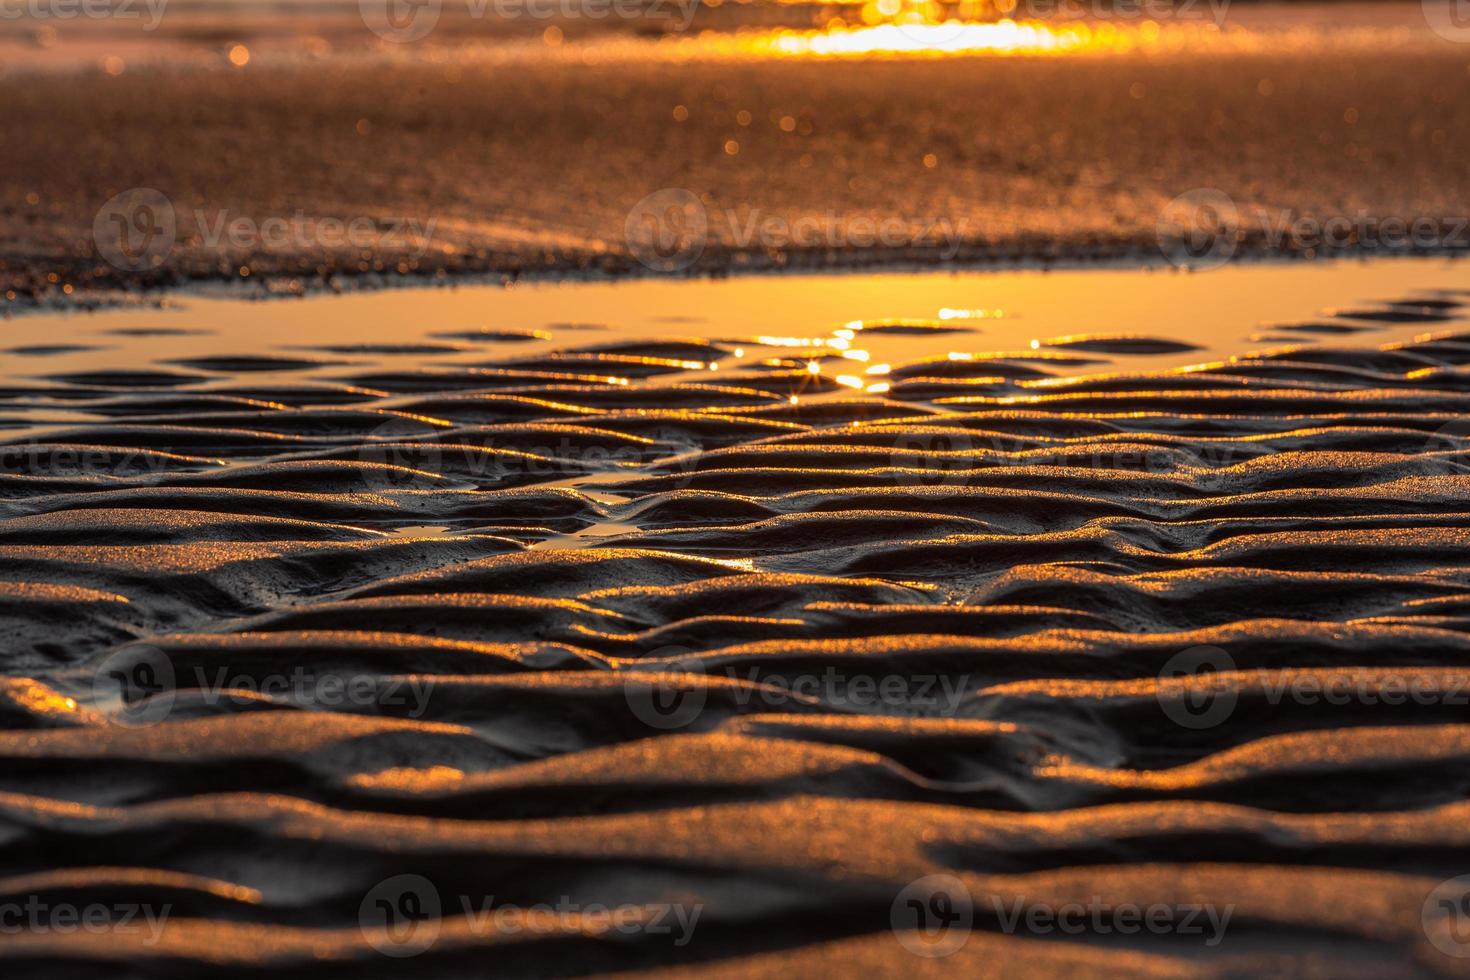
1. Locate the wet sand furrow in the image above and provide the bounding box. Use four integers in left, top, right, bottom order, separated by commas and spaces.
5, 304, 1470, 972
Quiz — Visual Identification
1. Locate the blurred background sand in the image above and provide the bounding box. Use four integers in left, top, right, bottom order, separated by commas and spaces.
2, 2, 1468, 302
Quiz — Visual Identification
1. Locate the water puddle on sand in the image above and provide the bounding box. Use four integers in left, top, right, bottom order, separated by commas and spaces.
3, 258, 1467, 393
3, 256, 1468, 523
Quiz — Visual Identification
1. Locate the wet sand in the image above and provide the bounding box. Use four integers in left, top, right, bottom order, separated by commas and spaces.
5, 262, 1470, 973
8, 1, 1470, 972
4, 2, 1470, 304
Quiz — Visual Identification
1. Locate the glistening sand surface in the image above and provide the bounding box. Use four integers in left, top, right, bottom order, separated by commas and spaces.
5, 259, 1470, 974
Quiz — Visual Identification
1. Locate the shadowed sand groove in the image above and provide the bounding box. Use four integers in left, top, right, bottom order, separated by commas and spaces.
6, 291, 1470, 976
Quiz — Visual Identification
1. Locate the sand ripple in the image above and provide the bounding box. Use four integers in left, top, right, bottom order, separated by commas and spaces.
4, 294, 1470, 974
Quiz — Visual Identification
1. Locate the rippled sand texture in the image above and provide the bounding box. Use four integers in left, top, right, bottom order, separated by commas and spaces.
6, 291, 1470, 976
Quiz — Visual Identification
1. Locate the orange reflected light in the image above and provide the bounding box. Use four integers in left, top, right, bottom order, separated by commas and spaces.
762, 19, 1106, 58
939, 307, 1005, 320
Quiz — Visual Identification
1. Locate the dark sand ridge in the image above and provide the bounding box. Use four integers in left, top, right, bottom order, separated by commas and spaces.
4, 284, 1470, 973
3, 3, 1470, 304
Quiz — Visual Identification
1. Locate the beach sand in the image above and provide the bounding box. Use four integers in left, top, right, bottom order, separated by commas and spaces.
4, 260, 1470, 974
7, 2, 1470, 974
3, 2, 1470, 303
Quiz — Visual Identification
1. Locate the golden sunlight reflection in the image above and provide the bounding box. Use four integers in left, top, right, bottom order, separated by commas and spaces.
767, 20, 1101, 57
939, 308, 1006, 320
641, 15, 1408, 62
756, 335, 825, 347
1, 678, 85, 721
348, 766, 467, 791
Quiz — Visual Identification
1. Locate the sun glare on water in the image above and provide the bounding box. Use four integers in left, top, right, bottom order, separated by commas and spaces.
637, 13, 1368, 62
762, 19, 1106, 57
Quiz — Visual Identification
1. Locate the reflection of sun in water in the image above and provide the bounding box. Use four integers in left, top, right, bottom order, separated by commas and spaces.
666, 4, 1222, 60
766, 20, 1129, 57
